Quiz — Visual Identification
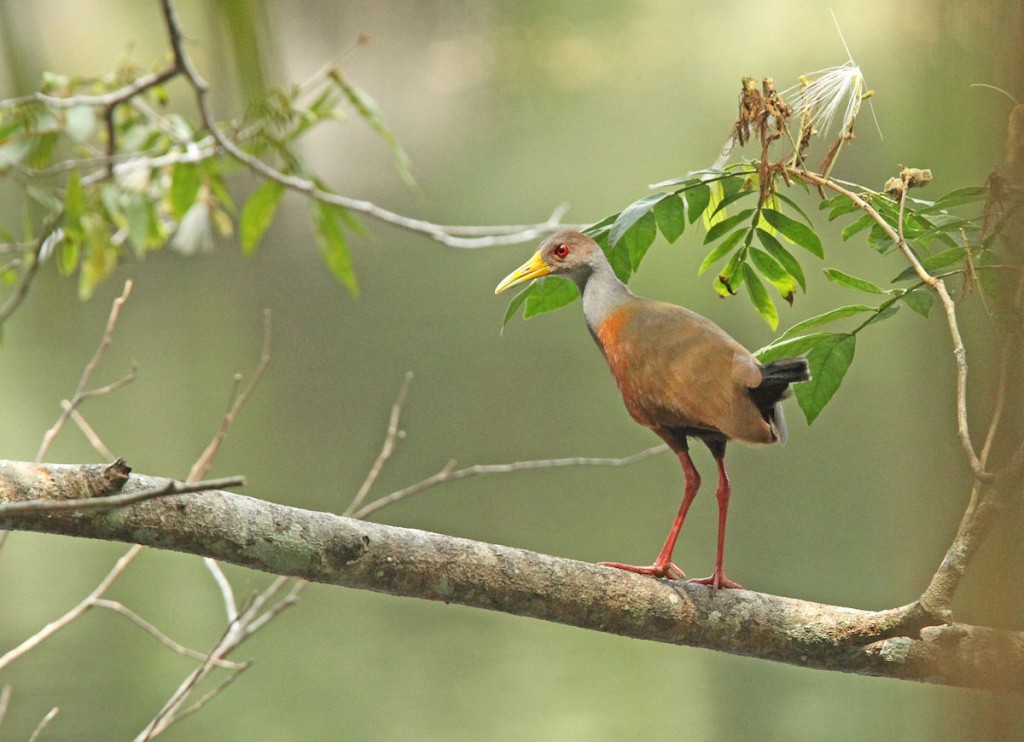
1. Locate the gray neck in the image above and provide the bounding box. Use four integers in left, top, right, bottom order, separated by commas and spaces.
577, 257, 634, 331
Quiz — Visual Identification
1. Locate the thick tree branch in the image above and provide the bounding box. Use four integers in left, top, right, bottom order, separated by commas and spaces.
1, 461, 1021, 694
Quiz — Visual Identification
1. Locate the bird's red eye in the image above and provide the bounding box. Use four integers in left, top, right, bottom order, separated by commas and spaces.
553, 243, 569, 259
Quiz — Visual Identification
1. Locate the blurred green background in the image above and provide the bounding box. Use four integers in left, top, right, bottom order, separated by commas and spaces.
1, 1, 1022, 739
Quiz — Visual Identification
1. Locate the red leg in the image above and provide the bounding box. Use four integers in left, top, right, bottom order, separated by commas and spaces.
689, 456, 744, 590
600, 450, 701, 579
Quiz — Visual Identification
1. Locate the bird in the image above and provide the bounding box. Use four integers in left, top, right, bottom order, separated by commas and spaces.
495, 230, 810, 589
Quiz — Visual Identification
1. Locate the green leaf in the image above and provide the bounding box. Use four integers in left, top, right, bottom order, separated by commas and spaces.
210, 205, 234, 238
820, 195, 861, 221
623, 210, 658, 271
776, 305, 875, 342
794, 333, 857, 424
862, 303, 900, 329
891, 247, 967, 282
653, 194, 686, 243
698, 227, 747, 276
915, 186, 987, 214
703, 177, 745, 231
899, 287, 934, 317
818, 194, 845, 212
609, 193, 664, 247
761, 208, 824, 258
0, 260, 16, 286
583, 213, 616, 239
748, 247, 798, 303
755, 331, 834, 362
205, 169, 236, 214
333, 71, 415, 188
312, 202, 359, 296
26, 185, 61, 213
685, 183, 711, 224
866, 221, 895, 254
841, 213, 875, 241
123, 192, 155, 256
708, 188, 756, 219
772, 191, 814, 225
170, 163, 202, 220
649, 174, 698, 190
742, 263, 778, 330
607, 241, 632, 283
57, 234, 80, 276
911, 216, 977, 249
240, 180, 286, 254
64, 170, 86, 238
79, 214, 117, 300
755, 228, 805, 291
823, 269, 886, 294
26, 131, 58, 169
524, 277, 579, 318
500, 283, 533, 330
714, 248, 746, 296
704, 209, 754, 244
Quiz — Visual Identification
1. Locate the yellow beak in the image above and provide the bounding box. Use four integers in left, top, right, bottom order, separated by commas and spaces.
494, 251, 551, 295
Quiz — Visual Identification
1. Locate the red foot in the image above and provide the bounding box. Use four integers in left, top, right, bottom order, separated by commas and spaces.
688, 570, 743, 590
599, 560, 685, 580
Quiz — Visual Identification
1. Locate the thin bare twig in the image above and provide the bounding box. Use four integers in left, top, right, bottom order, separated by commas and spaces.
91, 599, 245, 669
188, 309, 272, 483
0, 475, 244, 517
344, 371, 414, 517
135, 573, 305, 741
895, 174, 985, 480
203, 558, 239, 624
36, 280, 135, 463
2, 66, 180, 112
353, 445, 669, 520
243, 579, 308, 636
70, 367, 138, 402
28, 707, 59, 742
0, 545, 143, 671
0, 685, 10, 730
137, 621, 237, 742
65, 403, 117, 462
167, 661, 252, 727
0, 220, 59, 323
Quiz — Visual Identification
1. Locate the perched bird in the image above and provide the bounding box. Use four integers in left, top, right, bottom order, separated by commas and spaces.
495, 230, 809, 589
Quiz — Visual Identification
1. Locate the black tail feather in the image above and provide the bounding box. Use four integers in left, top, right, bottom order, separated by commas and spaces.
748, 358, 811, 442
759, 357, 811, 386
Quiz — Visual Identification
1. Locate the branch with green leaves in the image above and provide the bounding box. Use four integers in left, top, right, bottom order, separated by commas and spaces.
0, 0, 577, 324
498, 73, 1023, 629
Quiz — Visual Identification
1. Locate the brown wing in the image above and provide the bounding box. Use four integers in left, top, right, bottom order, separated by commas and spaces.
596, 299, 775, 445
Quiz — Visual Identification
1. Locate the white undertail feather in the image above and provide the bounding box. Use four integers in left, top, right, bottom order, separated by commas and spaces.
773, 403, 789, 445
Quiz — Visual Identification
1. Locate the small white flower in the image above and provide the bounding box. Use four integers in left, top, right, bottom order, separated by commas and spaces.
171, 199, 213, 256
784, 62, 870, 140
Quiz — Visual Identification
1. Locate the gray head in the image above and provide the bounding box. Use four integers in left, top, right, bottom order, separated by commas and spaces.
494, 231, 607, 294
